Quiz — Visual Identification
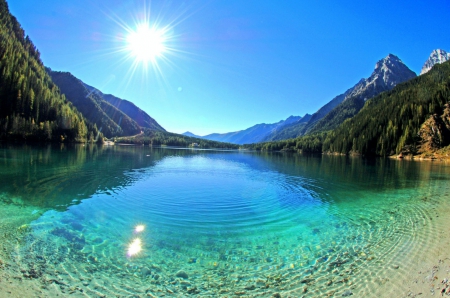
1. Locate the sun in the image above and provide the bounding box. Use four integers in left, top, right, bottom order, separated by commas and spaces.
126, 24, 167, 63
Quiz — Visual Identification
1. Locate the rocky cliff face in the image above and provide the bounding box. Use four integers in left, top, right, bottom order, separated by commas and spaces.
420, 49, 450, 75
417, 103, 450, 152
344, 54, 416, 102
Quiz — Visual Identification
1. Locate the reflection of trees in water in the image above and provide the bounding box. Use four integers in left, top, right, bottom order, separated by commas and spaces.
0, 145, 446, 211
0, 144, 195, 210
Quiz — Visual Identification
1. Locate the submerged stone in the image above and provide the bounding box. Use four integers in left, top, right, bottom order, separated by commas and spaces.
175, 270, 189, 279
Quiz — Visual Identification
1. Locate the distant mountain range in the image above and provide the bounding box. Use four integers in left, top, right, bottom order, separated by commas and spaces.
188, 53, 419, 144
182, 115, 309, 145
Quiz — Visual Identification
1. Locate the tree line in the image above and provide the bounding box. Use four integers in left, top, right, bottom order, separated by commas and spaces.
115, 129, 240, 149
0, 0, 102, 143
243, 61, 450, 156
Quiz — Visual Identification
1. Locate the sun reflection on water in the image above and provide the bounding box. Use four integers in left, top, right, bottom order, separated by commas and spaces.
134, 224, 145, 233
127, 238, 142, 257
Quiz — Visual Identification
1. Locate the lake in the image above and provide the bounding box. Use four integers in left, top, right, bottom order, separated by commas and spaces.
0, 144, 449, 297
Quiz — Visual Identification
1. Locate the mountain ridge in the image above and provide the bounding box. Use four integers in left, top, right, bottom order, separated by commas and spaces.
183, 115, 306, 144
267, 54, 417, 140
83, 83, 165, 132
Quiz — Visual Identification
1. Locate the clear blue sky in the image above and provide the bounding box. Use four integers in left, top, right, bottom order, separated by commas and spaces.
8, 0, 450, 135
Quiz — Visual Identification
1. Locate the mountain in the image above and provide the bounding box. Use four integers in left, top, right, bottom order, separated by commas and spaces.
182, 131, 202, 138
323, 60, 450, 156
244, 60, 450, 158
116, 129, 240, 149
83, 84, 165, 132
47, 69, 143, 138
307, 54, 417, 134
308, 54, 417, 133
269, 54, 417, 140
262, 114, 311, 141
420, 49, 450, 75
0, 0, 101, 142
184, 115, 305, 145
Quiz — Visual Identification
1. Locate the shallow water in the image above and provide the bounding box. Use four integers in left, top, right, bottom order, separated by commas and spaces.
0, 144, 449, 297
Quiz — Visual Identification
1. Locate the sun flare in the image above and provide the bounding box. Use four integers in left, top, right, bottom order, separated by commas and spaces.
126, 24, 166, 63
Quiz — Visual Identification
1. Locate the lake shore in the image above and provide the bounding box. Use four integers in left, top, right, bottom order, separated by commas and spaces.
1, 147, 450, 297
365, 193, 450, 298
1, 195, 450, 298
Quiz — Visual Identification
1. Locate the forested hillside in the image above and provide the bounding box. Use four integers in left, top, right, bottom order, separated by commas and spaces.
0, 0, 101, 142
323, 61, 450, 156
102, 93, 165, 131
48, 70, 142, 138
243, 60, 450, 157
115, 129, 239, 149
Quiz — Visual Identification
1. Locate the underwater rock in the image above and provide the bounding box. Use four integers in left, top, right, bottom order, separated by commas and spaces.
187, 286, 199, 294
342, 290, 353, 296
272, 292, 281, 298
175, 270, 189, 279
141, 267, 151, 276
70, 221, 84, 231
50, 227, 85, 250
244, 284, 256, 290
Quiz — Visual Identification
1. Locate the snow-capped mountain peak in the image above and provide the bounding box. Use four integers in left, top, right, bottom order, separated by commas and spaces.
420, 49, 450, 75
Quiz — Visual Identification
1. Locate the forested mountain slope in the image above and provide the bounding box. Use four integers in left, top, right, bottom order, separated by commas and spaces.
0, 0, 101, 142
243, 60, 450, 158
323, 60, 450, 156
307, 54, 417, 135
269, 54, 416, 140
48, 70, 142, 138
83, 83, 165, 132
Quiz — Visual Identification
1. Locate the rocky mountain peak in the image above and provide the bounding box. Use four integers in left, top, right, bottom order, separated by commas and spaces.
344, 54, 416, 101
420, 49, 450, 75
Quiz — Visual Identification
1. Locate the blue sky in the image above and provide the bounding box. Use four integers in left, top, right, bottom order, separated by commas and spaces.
8, 0, 450, 135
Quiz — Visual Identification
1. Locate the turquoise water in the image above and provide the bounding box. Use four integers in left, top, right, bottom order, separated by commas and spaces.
0, 144, 449, 297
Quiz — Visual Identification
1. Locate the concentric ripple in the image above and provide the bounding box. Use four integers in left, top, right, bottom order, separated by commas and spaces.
1, 145, 450, 297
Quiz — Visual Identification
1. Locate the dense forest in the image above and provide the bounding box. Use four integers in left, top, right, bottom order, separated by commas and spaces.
115, 129, 240, 149
323, 61, 450, 156
242, 132, 327, 153
48, 70, 142, 138
0, 0, 102, 143
244, 60, 450, 157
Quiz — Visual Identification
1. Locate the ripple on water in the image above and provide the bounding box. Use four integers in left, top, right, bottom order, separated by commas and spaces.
2, 152, 450, 297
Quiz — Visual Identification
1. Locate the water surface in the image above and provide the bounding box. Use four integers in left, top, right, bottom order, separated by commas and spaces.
0, 144, 449, 297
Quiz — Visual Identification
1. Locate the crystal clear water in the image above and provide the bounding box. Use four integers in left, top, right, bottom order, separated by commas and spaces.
0, 144, 449, 297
